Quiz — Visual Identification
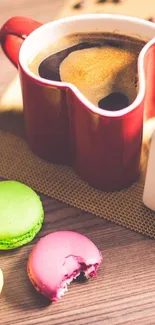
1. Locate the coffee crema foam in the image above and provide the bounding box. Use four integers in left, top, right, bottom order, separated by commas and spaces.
29, 33, 146, 111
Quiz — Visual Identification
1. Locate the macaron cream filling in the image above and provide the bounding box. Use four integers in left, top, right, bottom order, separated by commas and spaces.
56, 261, 100, 301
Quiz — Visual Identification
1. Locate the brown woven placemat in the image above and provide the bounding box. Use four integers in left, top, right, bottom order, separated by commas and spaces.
0, 0, 155, 239
0, 129, 154, 239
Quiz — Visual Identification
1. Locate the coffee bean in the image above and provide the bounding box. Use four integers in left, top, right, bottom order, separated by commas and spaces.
148, 17, 155, 22
73, 1, 85, 9
113, 0, 121, 3
97, 0, 107, 3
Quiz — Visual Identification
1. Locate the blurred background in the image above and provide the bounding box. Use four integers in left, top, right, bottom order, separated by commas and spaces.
0, 0, 64, 95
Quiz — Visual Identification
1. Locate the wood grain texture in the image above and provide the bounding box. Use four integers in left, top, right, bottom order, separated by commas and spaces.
0, 1, 155, 324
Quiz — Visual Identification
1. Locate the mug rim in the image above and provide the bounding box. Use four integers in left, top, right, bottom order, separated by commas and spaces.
19, 13, 155, 117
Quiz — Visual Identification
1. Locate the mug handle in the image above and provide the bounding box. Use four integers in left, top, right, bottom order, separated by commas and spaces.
0, 16, 42, 68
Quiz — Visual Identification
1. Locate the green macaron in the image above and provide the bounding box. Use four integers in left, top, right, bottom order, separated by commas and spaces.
0, 181, 44, 250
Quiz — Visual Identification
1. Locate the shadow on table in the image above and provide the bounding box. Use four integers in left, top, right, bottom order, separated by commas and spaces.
0, 110, 26, 139
3, 249, 51, 310
2, 245, 91, 311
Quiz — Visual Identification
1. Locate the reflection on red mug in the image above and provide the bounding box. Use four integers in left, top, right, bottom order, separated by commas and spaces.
1, 14, 155, 191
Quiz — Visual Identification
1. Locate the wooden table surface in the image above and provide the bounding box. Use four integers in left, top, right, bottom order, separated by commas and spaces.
0, 1, 155, 324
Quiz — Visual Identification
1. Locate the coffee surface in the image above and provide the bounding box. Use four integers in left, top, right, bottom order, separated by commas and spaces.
29, 33, 146, 111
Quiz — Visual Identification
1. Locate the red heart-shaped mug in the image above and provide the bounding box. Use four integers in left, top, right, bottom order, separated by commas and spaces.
1, 14, 155, 191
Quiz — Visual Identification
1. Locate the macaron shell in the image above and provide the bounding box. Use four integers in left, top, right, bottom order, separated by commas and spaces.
28, 231, 102, 300
0, 181, 44, 249
0, 181, 43, 238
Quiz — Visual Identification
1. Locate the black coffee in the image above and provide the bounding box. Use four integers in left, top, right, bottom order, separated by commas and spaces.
29, 33, 146, 111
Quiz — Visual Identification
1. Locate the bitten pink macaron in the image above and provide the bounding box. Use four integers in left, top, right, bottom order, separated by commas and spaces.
27, 231, 102, 301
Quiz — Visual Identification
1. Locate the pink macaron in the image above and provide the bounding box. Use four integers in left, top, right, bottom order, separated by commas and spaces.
27, 231, 102, 301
